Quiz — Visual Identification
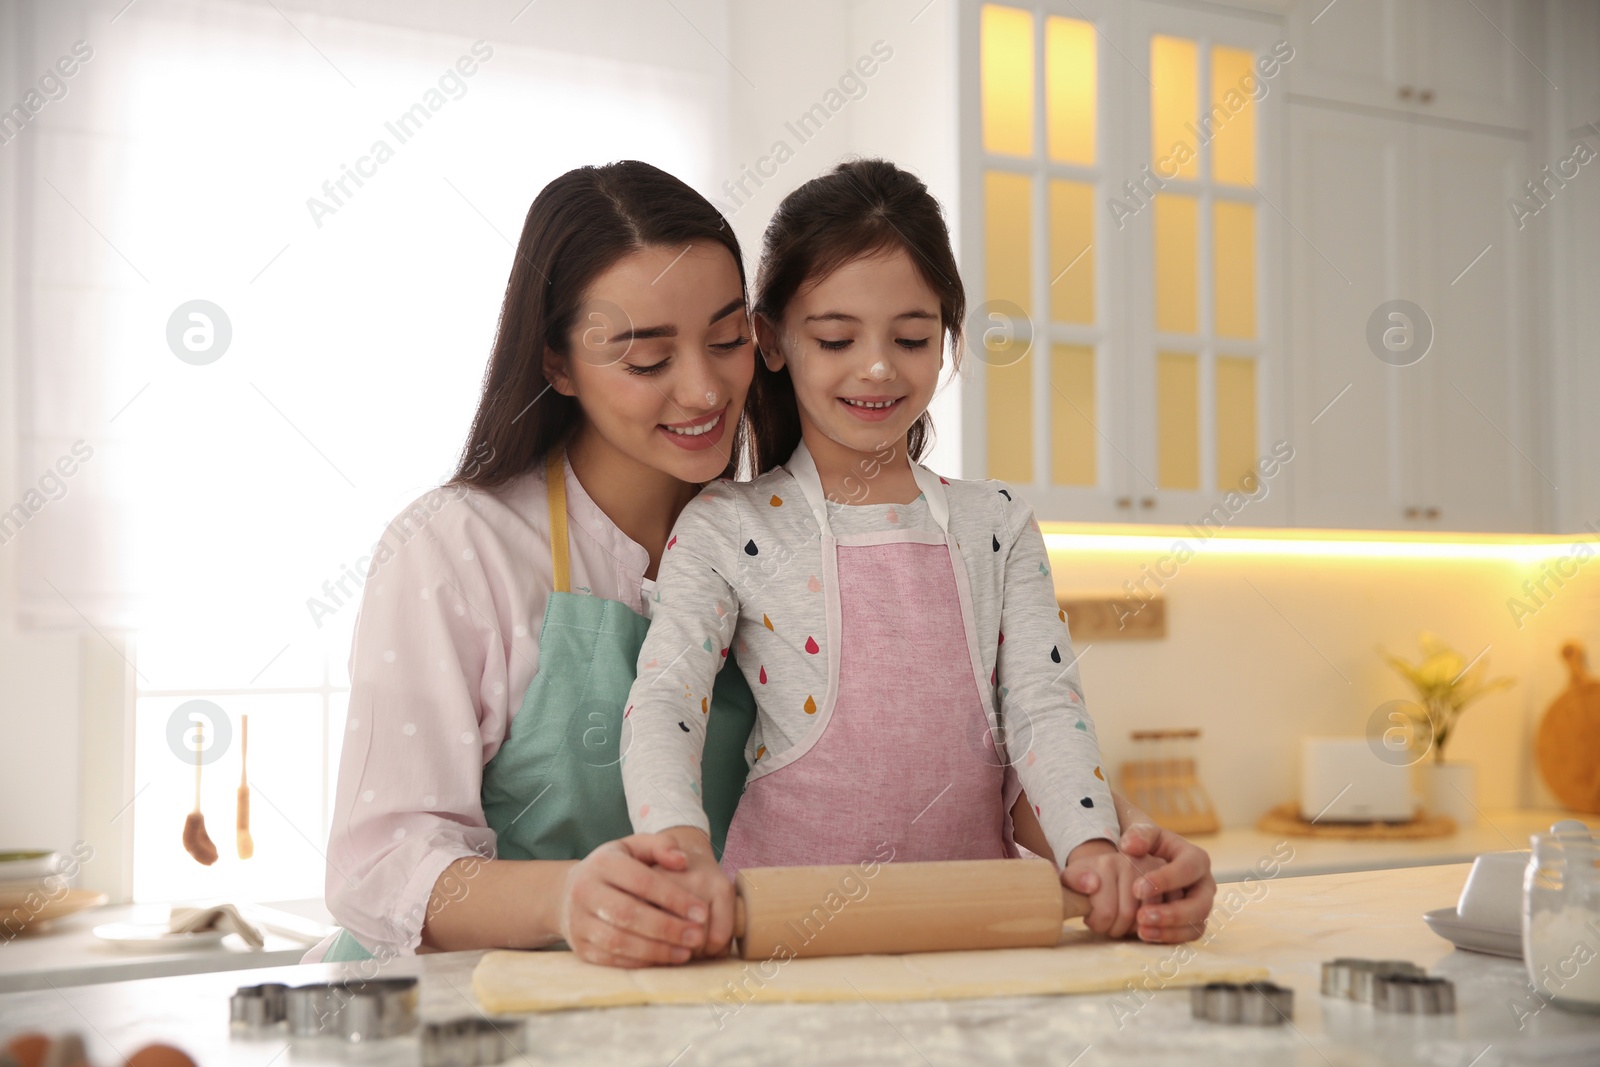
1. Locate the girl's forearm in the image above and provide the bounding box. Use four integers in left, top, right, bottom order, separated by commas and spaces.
1012, 788, 1156, 865
1010, 791, 1055, 865
418, 857, 577, 952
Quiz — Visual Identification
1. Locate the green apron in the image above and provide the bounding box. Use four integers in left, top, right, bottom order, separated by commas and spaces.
322, 452, 755, 962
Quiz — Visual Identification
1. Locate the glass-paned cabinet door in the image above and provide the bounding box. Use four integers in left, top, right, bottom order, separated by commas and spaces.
961, 0, 1129, 520
1125, 3, 1287, 527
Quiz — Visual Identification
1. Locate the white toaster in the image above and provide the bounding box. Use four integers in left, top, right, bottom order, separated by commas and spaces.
1299, 737, 1416, 822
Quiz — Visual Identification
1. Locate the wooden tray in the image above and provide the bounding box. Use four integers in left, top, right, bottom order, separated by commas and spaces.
1255, 802, 1456, 839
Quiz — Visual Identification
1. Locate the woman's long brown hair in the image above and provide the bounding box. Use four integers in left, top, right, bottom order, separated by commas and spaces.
746, 158, 966, 476
451, 161, 748, 489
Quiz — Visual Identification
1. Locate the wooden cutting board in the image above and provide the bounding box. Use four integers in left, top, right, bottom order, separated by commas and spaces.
0, 888, 108, 932
1535, 642, 1600, 814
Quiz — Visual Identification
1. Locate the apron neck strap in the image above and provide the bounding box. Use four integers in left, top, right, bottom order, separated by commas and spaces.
546, 450, 571, 594
785, 438, 950, 536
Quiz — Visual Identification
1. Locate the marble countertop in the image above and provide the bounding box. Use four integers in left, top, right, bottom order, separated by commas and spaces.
0, 901, 332, 994
2, 862, 1597, 1066
0, 806, 1578, 1006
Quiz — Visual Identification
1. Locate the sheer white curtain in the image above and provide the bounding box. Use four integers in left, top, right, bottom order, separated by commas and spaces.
8, 0, 727, 901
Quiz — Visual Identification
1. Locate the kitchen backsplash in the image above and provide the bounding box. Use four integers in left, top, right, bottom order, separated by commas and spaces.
1042, 529, 1600, 828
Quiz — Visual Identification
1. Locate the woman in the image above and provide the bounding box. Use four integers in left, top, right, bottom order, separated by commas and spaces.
308, 160, 1216, 968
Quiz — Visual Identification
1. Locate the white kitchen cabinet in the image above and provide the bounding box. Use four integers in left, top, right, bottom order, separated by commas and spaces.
1548, 0, 1600, 535
958, 0, 1289, 526
1285, 101, 1537, 532
959, 0, 1552, 531
1288, 0, 1534, 131
1285, 0, 1409, 115
1564, 0, 1600, 132
1121, 1, 1292, 528
1408, 123, 1539, 532
1284, 104, 1416, 530
1410, 0, 1535, 129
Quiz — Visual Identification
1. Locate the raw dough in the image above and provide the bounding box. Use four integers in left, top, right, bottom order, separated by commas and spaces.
472, 926, 1270, 1014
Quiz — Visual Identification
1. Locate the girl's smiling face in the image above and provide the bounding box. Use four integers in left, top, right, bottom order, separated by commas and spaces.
758, 245, 944, 460
548, 239, 753, 484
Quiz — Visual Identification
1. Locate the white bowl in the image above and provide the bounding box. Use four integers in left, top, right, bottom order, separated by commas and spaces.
1456, 850, 1528, 931
0, 850, 61, 883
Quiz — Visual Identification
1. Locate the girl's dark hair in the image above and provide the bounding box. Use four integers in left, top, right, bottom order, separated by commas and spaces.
746, 158, 965, 475
451, 160, 748, 488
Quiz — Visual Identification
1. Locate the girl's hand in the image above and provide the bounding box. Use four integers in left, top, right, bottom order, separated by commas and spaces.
1061, 838, 1167, 939
1115, 822, 1217, 944
558, 833, 711, 968
656, 826, 738, 959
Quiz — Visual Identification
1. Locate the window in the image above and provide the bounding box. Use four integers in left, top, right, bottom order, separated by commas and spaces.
9, 2, 724, 903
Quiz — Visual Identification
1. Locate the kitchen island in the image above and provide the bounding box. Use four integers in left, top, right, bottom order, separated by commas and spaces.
1, 863, 1595, 1066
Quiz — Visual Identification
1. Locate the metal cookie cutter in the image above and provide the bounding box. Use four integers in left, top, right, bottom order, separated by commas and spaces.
1189, 980, 1294, 1025
1319, 958, 1425, 1003
286, 983, 332, 1037
421, 1016, 524, 1067
1373, 973, 1456, 1015
230, 982, 290, 1029
282, 977, 420, 1041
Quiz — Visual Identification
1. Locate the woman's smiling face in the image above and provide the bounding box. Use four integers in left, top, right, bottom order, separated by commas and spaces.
549, 239, 753, 483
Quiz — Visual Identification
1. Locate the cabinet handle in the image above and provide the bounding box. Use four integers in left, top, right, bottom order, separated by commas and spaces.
1139, 497, 1156, 509
1424, 506, 1440, 520
1116, 496, 1133, 509
1404, 506, 1421, 519
1399, 85, 1414, 100
1419, 88, 1434, 104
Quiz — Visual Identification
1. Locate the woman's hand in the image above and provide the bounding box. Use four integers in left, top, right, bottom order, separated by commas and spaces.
655, 825, 738, 959
1061, 838, 1167, 939
557, 833, 712, 968
1116, 822, 1217, 944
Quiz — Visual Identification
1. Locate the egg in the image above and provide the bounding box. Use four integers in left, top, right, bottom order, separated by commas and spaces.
124, 1044, 196, 1067
4, 1033, 49, 1067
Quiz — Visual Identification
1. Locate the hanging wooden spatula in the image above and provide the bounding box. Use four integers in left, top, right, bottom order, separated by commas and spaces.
236, 713, 253, 860
182, 720, 218, 865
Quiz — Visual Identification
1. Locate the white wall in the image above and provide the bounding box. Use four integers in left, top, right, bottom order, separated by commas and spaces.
0, 635, 81, 861
727, 0, 964, 475
0, 0, 80, 875
0, 0, 740, 900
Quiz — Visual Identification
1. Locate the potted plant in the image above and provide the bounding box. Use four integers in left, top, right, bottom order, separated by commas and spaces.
1381, 633, 1515, 827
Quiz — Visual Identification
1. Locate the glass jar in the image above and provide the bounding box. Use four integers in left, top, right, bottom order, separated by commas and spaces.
1523, 830, 1600, 1013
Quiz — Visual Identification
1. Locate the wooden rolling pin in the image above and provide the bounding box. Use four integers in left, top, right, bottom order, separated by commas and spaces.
730, 858, 1091, 960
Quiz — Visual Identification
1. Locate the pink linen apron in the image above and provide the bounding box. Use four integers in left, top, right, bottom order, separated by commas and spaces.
720, 441, 1020, 872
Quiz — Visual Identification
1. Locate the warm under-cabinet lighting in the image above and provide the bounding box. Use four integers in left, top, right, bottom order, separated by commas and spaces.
1039, 523, 1595, 563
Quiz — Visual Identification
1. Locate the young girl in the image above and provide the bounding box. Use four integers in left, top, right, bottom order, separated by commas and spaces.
620, 159, 1154, 954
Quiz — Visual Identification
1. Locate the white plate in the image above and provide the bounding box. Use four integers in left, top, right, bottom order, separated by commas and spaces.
1423, 906, 1522, 959
92, 921, 229, 953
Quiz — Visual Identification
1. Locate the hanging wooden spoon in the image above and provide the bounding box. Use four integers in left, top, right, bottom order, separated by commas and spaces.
236, 714, 253, 860
182, 721, 218, 865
